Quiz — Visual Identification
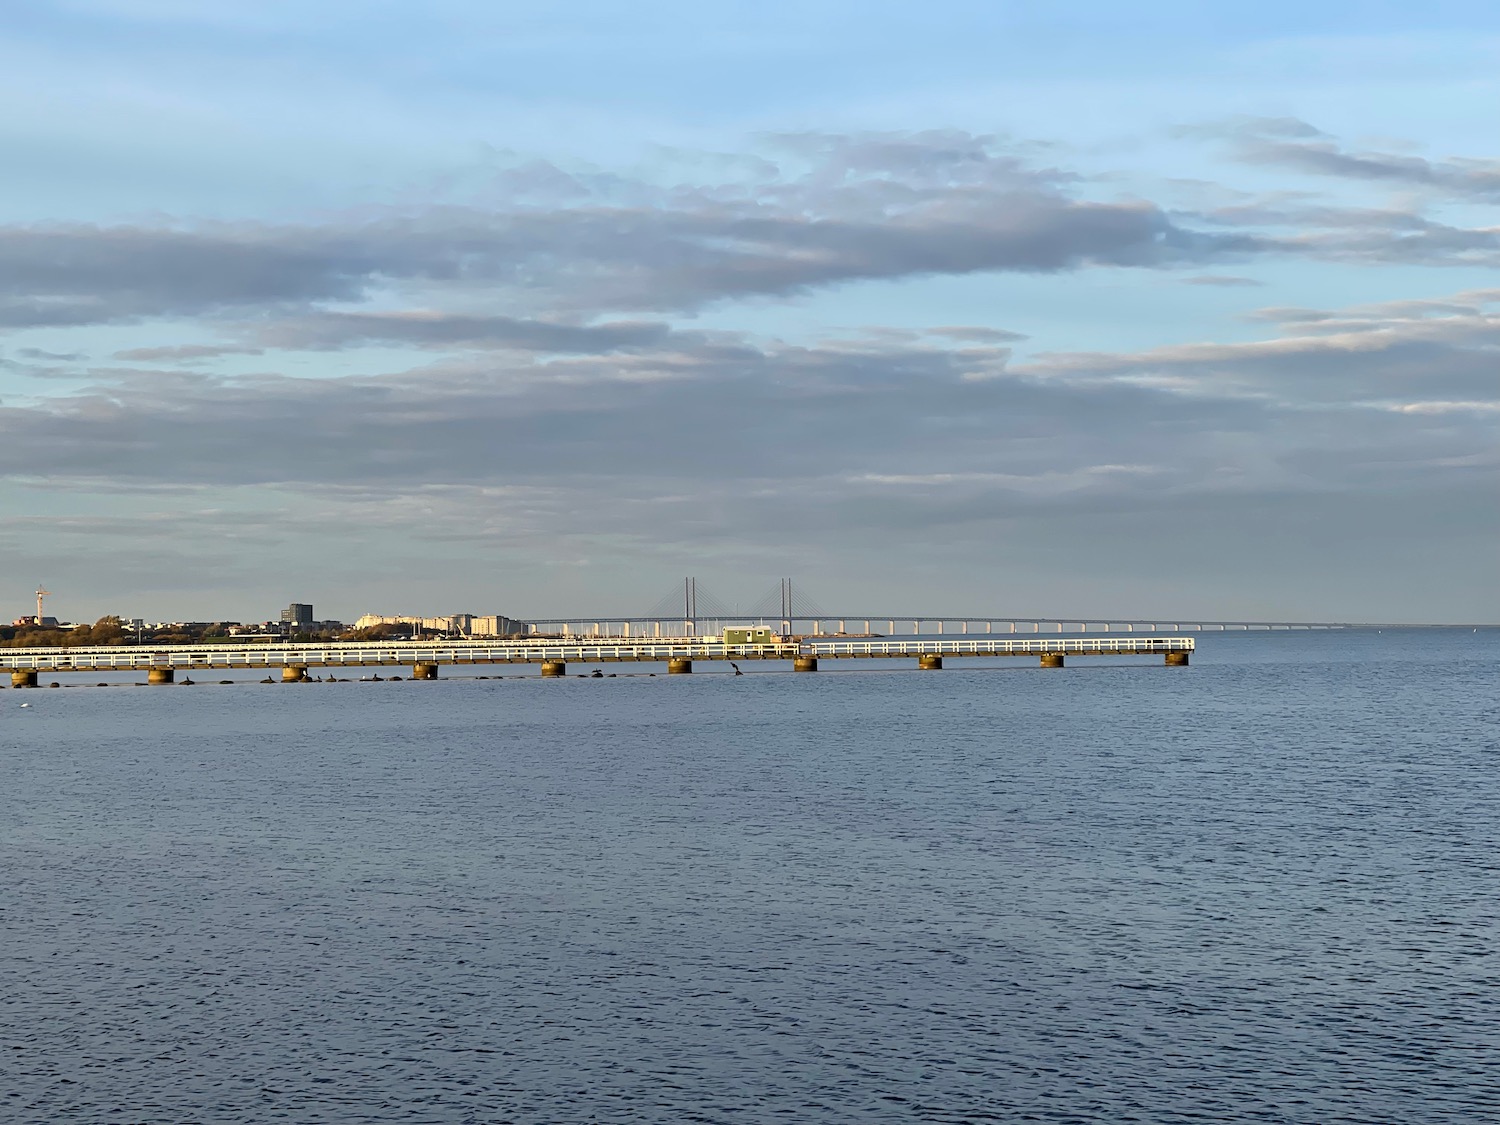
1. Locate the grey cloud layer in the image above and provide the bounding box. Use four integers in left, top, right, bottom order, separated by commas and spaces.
9, 126, 1500, 342
0, 203, 1221, 330
111, 313, 690, 359
4, 127, 1499, 619
1219, 118, 1500, 201
1, 201, 1222, 329
4, 291, 1494, 547
1, 132, 1262, 331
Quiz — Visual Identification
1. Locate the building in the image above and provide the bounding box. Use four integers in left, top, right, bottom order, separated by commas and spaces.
470, 615, 524, 637
353, 613, 449, 633
281, 603, 314, 628
352, 612, 525, 637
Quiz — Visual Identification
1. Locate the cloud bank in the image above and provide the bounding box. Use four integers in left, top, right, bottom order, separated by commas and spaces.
2, 127, 1497, 620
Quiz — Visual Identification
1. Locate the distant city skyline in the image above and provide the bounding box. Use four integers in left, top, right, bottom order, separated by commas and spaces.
1, 2, 1497, 624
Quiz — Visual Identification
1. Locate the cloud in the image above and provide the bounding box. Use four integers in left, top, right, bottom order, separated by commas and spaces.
13, 122, 1500, 354
0, 224, 384, 328
1162, 120, 1500, 268
1388, 400, 1500, 416
3, 288, 1494, 544
3, 124, 1499, 620
0, 132, 1266, 331
1182, 274, 1263, 287
926, 325, 1030, 342
15, 346, 85, 360
3, 298, 1494, 621
113, 344, 265, 361
1196, 195, 1500, 268
1211, 117, 1500, 202
1019, 288, 1500, 422
114, 315, 697, 359
15, 125, 1500, 346
246, 311, 689, 354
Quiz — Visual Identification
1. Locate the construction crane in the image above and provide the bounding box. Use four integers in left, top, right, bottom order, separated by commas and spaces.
35, 587, 51, 624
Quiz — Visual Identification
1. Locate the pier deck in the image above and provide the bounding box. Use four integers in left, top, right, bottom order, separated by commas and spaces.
804, 637, 1194, 658
1, 635, 1193, 684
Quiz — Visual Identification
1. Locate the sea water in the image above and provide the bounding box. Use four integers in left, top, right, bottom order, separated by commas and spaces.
2, 629, 1497, 1123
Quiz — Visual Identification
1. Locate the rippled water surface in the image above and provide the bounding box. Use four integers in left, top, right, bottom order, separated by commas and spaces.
3, 630, 1498, 1123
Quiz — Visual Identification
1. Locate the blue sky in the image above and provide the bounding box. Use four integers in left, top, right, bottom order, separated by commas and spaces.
2, 1, 1497, 623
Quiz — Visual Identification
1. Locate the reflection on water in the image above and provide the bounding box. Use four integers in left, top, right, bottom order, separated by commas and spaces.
3, 630, 1498, 1122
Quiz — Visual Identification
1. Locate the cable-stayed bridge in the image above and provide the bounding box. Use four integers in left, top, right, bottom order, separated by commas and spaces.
525, 577, 1354, 637
528, 614, 1352, 636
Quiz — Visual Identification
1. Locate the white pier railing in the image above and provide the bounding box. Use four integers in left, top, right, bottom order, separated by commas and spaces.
0, 639, 800, 671
0, 634, 1193, 672
804, 636, 1195, 657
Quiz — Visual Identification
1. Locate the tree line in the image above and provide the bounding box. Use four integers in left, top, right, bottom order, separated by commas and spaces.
0, 617, 432, 648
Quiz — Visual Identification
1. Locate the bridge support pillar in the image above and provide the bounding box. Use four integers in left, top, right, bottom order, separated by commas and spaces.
10, 670, 37, 688
283, 665, 309, 682
668, 658, 692, 675
413, 663, 439, 680
918, 654, 943, 670
540, 660, 566, 678
794, 656, 818, 673
148, 668, 175, 685
1165, 651, 1190, 666
1040, 653, 1065, 668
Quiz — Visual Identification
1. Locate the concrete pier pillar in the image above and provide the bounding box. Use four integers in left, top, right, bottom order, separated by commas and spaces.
1040, 653, 1065, 668
541, 660, 566, 678
282, 665, 309, 682
668, 657, 692, 674
794, 656, 818, 673
918, 654, 943, 670
147, 668, 175, 685
10, 669, 38, 688
413, 662, 439, 679
1165, 651, 1190, 666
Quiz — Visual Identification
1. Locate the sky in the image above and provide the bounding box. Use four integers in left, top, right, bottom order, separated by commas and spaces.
2, 0, 1497, 624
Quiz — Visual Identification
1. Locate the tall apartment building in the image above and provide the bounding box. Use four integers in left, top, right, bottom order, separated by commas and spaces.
281, 603, 314, 627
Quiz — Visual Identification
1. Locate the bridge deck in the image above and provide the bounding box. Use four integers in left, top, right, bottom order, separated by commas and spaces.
0, 636, 1193, 672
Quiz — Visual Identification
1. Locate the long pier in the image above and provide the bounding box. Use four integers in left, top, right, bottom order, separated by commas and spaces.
0, 635, 1194, 685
